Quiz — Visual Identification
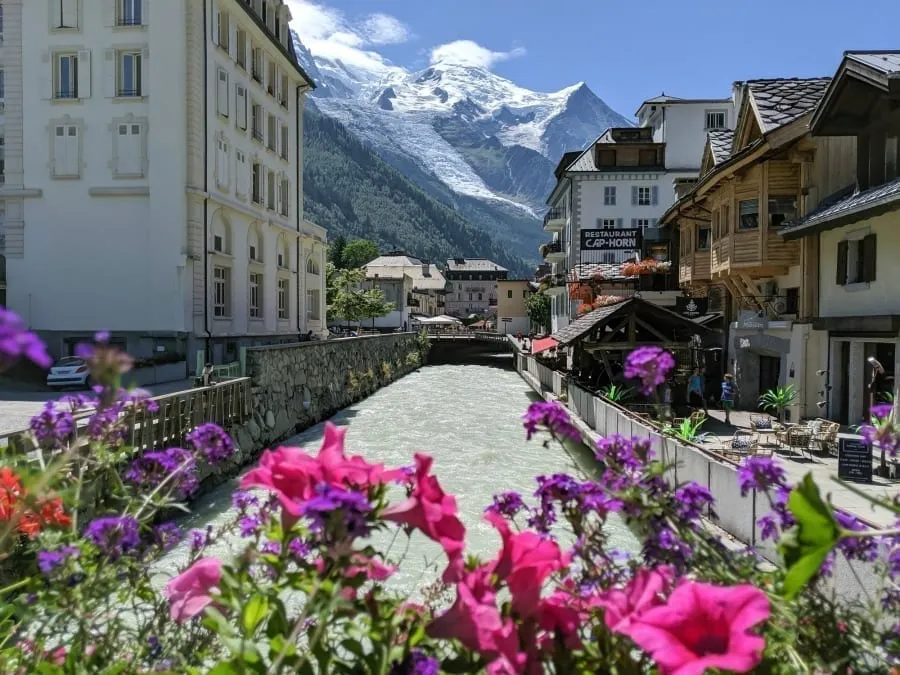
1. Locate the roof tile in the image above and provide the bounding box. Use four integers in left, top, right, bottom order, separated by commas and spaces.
780, 177, 900, 237
708, 129, 735, 165
746, 78, 831, 132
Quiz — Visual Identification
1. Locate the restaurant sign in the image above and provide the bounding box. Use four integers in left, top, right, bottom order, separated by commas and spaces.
675, 296, 708, 318
580, 228, 642, 251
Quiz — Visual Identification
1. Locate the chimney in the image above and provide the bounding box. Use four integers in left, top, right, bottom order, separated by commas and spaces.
422, 263, 429, 277
674, 178, 697, 200
731, 81, 745, 123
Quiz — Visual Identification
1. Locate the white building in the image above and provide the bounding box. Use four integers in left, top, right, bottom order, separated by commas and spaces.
0, 0, 325, 368
363, 253, 448, 331
544, 94, 735, 333
444, 258, 508, 318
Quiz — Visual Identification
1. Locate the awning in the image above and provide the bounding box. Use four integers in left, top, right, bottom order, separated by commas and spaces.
532, 337, 558, 355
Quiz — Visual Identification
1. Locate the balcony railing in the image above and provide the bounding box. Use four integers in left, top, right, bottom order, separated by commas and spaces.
406, 295, 420, 307
735, 295, 798, 328
543, 208, 565, 226
488, 299, 498, 306
539, 240, 563, 258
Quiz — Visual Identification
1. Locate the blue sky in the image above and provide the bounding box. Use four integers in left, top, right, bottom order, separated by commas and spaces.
288, 0, 900, 118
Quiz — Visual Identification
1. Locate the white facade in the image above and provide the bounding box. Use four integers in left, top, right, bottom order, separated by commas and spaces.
546, 94, 734, 334
0, 0, 323, 366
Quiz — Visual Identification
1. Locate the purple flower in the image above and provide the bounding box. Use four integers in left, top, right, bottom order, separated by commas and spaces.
674, 482, 715, 522
860, 421, 900, 459
624, 346, 675, 395
231, 491, 259, 512
643, 524, 691, 567
302, 484, 373, 539
389, 650, 440, 675
239, 515, 263, 538
75, 338, 133, 391
186, 423, 234, 466
120, 388, 159, 414
485, 491, 525, 519
84, 516, 140, 559
835, 511, 879, 563
36, 546, 79, 575
59, 393, 97, 412
758, 514, 779, 541
0, 308, 52, 370
152, 522, 183, 552
125, 448, 198, 499
86, 404, 128, 447
738, 456, 787, 497
188, 528, 210, 551
29, 401, 75, 449
288, 538, 310, 559
871, 403, 894, 421
522, 401, 580, 442
260, 540, 281, 555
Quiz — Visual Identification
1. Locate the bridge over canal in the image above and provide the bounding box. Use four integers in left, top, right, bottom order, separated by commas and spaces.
426, 332, 515, 366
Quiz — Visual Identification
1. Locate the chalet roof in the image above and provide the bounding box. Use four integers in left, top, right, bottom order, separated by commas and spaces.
779, 177, 900, 240
365, 257, 447, 290
445, 258, 507, 273
572, 262, 632, 281
552, 300, 627, 345
746, 78, 831, 133
367, 254, 423, 267
708, 129, 735, 165
564, 128, 659, 173
554, 151, 583, 179
845, 51, 900, 75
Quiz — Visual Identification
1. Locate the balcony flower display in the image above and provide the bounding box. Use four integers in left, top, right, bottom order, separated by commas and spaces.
0, 307, 894, 673
621, 259, 673, 277
577, 295, 626, 315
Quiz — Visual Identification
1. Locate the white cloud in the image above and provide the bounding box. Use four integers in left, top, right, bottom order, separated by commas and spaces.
361, 13, 411, 45
429, 40, 526, 69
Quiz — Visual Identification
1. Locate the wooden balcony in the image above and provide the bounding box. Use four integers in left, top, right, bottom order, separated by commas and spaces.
710, 229, 799, 278
678, 250, 711, 286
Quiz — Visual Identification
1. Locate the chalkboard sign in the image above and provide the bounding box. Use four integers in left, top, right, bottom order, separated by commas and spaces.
838, 438, 873, 483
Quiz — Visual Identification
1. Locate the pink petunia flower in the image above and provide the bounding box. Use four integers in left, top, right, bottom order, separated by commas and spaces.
620, 581, 770, 675
240, 422, 402, 516
592, 565, 676, 632
165, 557, 223, 623
382, 453, 466, 582
344, 553, 396, 581
485, 511, 570, 618
428, 565, 525, 672
538, 590, 584, 651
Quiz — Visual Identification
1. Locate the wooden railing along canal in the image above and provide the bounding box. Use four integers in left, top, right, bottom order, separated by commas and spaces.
0, 378, 252, 458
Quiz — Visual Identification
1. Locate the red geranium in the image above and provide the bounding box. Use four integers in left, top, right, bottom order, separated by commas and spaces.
0, 467, 72, 538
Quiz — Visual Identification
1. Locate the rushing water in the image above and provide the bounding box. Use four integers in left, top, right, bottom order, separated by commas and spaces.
156, 363, 637, 594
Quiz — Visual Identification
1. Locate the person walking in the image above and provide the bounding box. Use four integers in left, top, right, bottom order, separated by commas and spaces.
867, 356, 886, 421
688, 368, 704, 413
720, 373, 737, 425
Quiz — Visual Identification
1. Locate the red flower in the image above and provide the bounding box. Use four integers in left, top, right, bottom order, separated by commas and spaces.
382, 453, 466, 582
0, 468, 71, 538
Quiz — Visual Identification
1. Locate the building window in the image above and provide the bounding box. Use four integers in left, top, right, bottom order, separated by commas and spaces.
705, 110, 727, 130
216, 135, 229, 188
251, 47, 263, 83
114, 122, 144, 177
267, 59, 276, 97
251, 162, 262, 203
306, 289, 321, 320
887, 137, 899, 182
235, 149, 248, 197
118, 51, 142, 96
600, 218, 617, 229
216, 11, 229, 50
236, 29, 247, 69
213, 234, 223, 253
597, 148, 616, 166
279, 176, 289, 216
54, 53, 80, 99
216, 68, 229, 117
278, 278, 289, 319
784, 287, 799, 315
117, 0, 142, 26
632, 218, 651, 228
738, 199, 759, 230
267, 113, 276, 151
266, 169, 276, 210
51, 0, 79, 30
251, 103, 263, 141
0, 136, 5, 185
235, 85, 247, 130
280, 72, 289, 107
603, 185, 616, 205
213, 266, 231, 318
249, 272, 261, 319
0, 70, 4, 106
52, 124, 80, 177
507, 290, 512, 299
697, 226, 710, 251
768, 197, 797, 228
633, 186, 654, 206
837, 234, 877, 286
280, 124, 289, 160
306, 257, 320, 274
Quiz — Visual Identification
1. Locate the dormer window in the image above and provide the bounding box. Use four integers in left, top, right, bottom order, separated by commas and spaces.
705, 110, 727, 130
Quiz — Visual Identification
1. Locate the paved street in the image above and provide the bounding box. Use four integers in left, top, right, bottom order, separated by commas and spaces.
0, 379, 195, 435
697, 409, 898, 528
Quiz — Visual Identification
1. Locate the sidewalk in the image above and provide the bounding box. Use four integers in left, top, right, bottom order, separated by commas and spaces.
695, 409, 897, 528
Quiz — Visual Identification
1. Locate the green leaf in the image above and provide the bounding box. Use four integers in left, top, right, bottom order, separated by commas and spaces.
207, 663, 241, 675
242, 594, 269, 635
777, 473, 840, 599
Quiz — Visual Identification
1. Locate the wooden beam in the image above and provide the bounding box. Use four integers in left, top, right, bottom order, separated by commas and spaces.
584, 342, 687, 352
601, 317, 629, 342
599, 350, 615, 382
627, 313, 637, 342
635, 317, 670, 342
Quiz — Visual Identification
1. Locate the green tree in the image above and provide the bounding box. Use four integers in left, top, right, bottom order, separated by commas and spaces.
360, 287, 395, 328
329, 235, 347, 269
341, 239, 380, 270
525, 291, 551, 333
328, 267, 368, 328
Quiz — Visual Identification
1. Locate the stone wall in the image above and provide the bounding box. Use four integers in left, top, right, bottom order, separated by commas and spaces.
232, 333, 426, 453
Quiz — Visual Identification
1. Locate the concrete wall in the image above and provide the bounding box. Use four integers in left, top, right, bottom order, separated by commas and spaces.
233, 332, 425, 451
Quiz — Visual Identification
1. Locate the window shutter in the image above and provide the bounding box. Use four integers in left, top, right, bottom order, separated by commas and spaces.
230, 20, 238, 60
77, 50, 91, 98
836, 240, 849, 286
104, 0, 116, 25
140, 48, 150, 96
650, 218, 659, 227
631, 218, 637, 228
48, 0, 59, 29
616, 218, 623, 228
52, 127, 65, 174
236, 85, 247, 129
62, 0, 79, 28
631, 186, 638, 206
103, 49, 116, 97
862, 234, 877, 282
141, 0, 149, 24
651, 185, 659, 206
211, 3, 220, 45
66, 127, 79, 176
40, 53, 52, 100
217, 69, 228, 116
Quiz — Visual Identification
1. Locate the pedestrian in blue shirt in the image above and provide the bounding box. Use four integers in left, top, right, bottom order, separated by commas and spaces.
720, 373, 736, 425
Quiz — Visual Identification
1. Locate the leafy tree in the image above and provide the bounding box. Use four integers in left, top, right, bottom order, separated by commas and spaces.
360, 287, 395, 328
328, 268, 368, 328
329, 235, 347, 269
341, 239, 380, 270
525, 291, 551, 333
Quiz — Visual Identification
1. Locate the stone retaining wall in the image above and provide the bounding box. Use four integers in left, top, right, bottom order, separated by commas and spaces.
232, 333, 425, 453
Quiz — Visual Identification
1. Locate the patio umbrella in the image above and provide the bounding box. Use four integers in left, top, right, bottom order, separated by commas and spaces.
532, 337, 558, 355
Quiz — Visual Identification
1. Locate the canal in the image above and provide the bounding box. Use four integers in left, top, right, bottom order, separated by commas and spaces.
157, 364, 637, 594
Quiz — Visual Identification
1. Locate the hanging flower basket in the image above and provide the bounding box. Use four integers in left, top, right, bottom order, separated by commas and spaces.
569, 282, 594, 302
620, 259, 673, 277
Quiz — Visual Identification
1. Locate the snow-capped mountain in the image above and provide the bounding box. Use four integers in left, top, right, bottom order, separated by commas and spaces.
292, 31, 631, 260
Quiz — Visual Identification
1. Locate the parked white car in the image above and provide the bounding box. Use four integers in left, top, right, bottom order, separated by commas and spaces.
46, 357, 91, 390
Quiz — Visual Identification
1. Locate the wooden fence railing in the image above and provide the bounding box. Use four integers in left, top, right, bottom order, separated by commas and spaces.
0, 378, 252, 458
